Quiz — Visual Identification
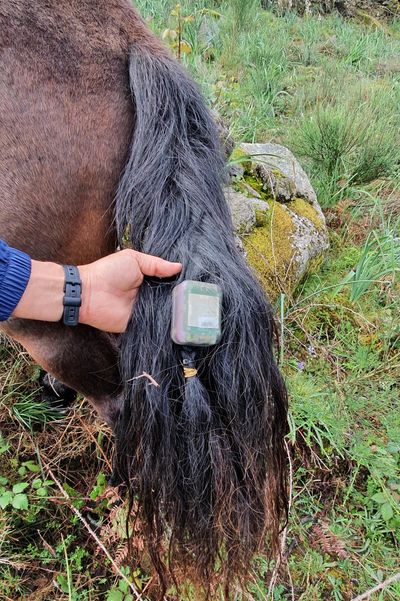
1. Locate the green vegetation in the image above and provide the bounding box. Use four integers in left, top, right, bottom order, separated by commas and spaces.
1, 1, 399, 599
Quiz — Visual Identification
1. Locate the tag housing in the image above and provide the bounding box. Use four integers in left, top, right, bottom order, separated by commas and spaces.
171, 280, 222, 346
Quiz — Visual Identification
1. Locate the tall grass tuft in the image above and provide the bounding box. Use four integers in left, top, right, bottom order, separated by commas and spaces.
292, 105, 366, 176
291, 96, 400, 206
220, 0, 260, 69
336, 227, 400, 302
12, 394, 66, 430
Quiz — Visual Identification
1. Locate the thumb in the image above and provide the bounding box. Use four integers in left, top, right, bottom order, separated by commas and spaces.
134, 251, 182, 278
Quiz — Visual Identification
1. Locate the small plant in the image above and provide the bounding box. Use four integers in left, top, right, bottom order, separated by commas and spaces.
162, 4, 221, 60
344, 35, 369, 66
371, 489, 397, 523
287, 372, 347, 458
0, 478, 29, 511
162, 4, 194, 59
0, 441, 53, 515
0, 472, 53, 512
220, 0, 260, 69
350, 131, 398, 184
106, 566, 147, 601
226, 0, 259, 38
358, 443, 400, 532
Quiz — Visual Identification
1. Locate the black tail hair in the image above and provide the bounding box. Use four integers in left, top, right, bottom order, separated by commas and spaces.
114, 44, 288, 598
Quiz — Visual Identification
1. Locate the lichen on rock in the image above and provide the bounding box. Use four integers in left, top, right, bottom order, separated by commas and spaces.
287, 197, 325, 231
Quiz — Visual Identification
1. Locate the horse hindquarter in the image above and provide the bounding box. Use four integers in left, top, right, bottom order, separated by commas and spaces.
0, 1, 139, 421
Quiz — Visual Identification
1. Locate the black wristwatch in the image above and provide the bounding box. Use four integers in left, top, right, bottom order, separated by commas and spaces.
62, 265, 81, 326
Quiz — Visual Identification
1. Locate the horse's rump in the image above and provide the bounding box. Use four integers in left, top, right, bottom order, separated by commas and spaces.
0, 0, 142, 262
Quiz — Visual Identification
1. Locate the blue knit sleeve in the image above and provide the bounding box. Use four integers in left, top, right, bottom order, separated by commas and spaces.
0, 239, 32, 321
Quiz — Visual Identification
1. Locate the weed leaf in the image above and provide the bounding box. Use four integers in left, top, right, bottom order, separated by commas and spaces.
11, 493, 29, 510
0, 491, 13, 509
12, 482, 29, 494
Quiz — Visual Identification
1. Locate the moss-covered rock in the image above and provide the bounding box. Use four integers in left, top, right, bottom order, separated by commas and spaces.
226, 142, 329, 300
287, 197, 325, 230
240, 142, 318, 205
243, 201, 296, 299
241, 196, 328, 301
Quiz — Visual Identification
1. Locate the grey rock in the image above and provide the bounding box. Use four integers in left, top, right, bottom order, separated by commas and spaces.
240, 142, 318, 205
212, 109, 235, 159
248, 198, 269, 212
224, 188, 256, 233
234, 235, 245, 255
224, 139, 330, 293
284, 204, 329, 283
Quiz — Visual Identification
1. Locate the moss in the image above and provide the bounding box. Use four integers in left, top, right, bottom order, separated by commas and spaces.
243, 174, 266, 197
255, 209, 268, 227
271, 167, 284, 179
229, 147, 252, 172
287, 197, 325, 231
323, 245, 361, 281
302, 252, 325, 279
241, 190, 327, 300
243, 200, 297, 301
234, 173, 273, 202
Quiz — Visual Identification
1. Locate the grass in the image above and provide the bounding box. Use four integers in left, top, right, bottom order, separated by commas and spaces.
333, 228, 400, 301
1, 1, 400, 600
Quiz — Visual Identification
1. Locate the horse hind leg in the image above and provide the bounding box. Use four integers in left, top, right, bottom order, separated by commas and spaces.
39, 370, 77, 412
1, 319, 123, 426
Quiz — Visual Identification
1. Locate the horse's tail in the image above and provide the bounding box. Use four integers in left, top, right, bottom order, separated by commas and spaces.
113, 41, 288, 597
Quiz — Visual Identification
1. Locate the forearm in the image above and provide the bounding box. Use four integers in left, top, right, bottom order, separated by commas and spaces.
1, 245, 181, 332
12, 260, 66, 321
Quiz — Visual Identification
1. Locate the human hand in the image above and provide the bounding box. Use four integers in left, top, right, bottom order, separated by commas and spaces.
78, 249, 182, 332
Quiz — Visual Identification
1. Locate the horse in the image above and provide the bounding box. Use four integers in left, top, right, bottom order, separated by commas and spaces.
0, 1, 288, 597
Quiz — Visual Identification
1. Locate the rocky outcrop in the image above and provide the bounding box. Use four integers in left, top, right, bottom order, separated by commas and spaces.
225, 143, 329, 300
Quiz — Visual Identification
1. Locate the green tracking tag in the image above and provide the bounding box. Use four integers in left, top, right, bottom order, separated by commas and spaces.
171, 280, 222, 346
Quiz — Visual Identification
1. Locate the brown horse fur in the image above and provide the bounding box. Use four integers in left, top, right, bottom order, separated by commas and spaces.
0, 2, 288, 597
0, 0, 149, 420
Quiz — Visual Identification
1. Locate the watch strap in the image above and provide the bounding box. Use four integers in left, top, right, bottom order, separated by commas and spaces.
62, 265, 81, 326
